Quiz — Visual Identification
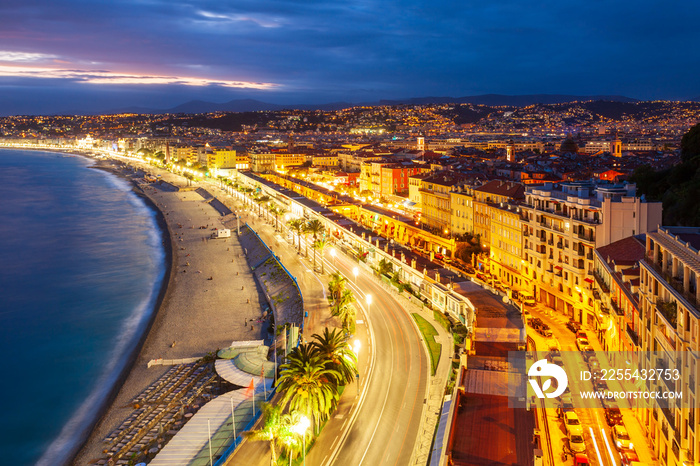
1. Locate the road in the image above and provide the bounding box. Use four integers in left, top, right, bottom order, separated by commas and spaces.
312, 250, 428, 466
528, 305, 653, 466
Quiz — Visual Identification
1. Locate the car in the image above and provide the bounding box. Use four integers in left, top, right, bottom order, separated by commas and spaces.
520, 292, 536, 306
566, 320, 581, 333
620, 449, 640, 466
612, 425, 634, 450
588, 356, 600, 371
569, 432, 586, 453
464, 265, 475, 274
576, 330, 588, 340
536, 325, 552, 337
558, 394, 575, 418
604, 405, 623, 426
594, 378, 608, 391
576, 338, 592, 352
476, 273, 488, 282
528, 317, 544, 328
564, 412, 583, 435
574, 453, 590, 466
434, 252, 444, 260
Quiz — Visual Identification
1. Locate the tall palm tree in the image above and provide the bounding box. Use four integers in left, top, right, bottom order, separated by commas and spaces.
311, 328, 358, 386
333, 289, 356, 333
328, 272, 345, 304
276, 343, 341, 431
274, 207, 287, 232
288, 219, 304, 252
306, 219, 325, 270
278, 411, 302, 465
300, 223, 311, 258
314, 238, 328, 274
244, 402, 284, 466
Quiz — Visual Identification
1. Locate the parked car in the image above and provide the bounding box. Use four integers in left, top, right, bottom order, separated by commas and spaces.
558, 394, 575, 418
588, 356, 600, 371
476, 273, 488, 282
566, 320, 581, 333
569, 432, 587, 453
612, 425, 634, 450
464, 265, 475, 274
576, 330, 588, 340
564, 412, 583, 436
574, 453, 590, 466
620, 449, 640, 466
594, 378, 608, 391
536, 326, 553, 337
520, 292, 536, 306
604, 404, 623, 426
576, 338, 592, 352
434, 252, 444, 260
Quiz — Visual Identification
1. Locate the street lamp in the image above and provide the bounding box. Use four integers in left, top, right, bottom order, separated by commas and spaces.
292, 415, 311, 466
353, 266, 359, 283
365, 294, 372, 314
330, 248, 336, 265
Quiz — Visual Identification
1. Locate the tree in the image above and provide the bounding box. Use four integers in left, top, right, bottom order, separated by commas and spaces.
681, 122, 700, 163
306, 219, 325, 270
377, 258, 393, 276
288, 219, 304, 253
244, 402, 284, 466
301, 222, 311, 257
328, 272, 346, 303
332, 289, 356, 333
314, 238, 329, 274
276, 343, 341, 431
311, 328, 358, 386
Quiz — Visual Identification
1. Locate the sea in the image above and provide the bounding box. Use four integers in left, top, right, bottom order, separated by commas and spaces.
0, 149, 165, 465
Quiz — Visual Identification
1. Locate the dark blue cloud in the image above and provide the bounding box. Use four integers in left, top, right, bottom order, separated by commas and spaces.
0, 0, 698, 114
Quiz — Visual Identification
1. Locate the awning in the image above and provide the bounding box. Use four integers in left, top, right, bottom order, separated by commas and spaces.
584, 278, 594, 284
554, 265, 562, 270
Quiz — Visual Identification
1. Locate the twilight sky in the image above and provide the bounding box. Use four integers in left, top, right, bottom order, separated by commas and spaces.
0, 0, 698, 115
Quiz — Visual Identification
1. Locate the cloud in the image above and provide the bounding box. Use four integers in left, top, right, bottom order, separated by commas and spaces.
196, 10, 282, 28
0, 51, 58, 62
0, 64, 278, 89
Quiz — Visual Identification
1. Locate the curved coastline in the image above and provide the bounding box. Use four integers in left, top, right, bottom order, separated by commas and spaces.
31, 154, 174, 466
70, 154, 267, 465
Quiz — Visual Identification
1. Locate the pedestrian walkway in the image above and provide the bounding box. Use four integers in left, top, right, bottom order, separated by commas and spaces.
214, 359, 274, 393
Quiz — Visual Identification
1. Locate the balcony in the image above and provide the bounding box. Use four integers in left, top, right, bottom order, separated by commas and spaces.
644, 257, 699, 308
594, 270, 610, 293
610, 299, 625, 316
656, 300, 678, 327
577, 231, 596, 243
626, 325, 640, 347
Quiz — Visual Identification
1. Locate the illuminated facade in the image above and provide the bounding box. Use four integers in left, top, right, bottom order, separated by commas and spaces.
522, 181, 662, 325
637, 228, 700, 465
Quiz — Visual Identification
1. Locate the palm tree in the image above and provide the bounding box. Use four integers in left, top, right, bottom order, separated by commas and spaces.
278, 412, 303, 464
288, 219, 304, 252
306, 219, 325, 270
301, 223, 311, 258
276, 343, 341, 431
311, 328, 358, 386
244, 402, 284, 466
377, 258, 393, 277
328, 272, 345, 304
314, 238, 328, 274
274, 207, 287, 232
333, 289, 356, 333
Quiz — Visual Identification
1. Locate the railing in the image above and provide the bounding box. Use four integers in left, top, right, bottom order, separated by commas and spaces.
690, 375, 696, 394
626, 325, 640, 347
610, 299, 624, 316
645, 258, 699, 308
594, 270, 610, 293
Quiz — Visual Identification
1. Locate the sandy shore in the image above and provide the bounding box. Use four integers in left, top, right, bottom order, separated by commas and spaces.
73, 160, 267, 465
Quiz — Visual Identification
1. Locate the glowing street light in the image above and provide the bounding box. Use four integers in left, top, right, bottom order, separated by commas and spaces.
365, 294, 372, 314
330, 248, 336, 265
353, 266, 359, 283
292, 415, 311, 466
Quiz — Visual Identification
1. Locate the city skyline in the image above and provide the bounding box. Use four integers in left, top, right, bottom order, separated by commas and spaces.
1, 0, 700, 115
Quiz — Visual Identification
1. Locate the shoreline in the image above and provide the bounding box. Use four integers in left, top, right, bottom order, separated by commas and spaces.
72, 156, 266, 465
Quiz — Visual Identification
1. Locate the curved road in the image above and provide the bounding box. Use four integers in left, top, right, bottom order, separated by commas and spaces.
320, 251, 428, 466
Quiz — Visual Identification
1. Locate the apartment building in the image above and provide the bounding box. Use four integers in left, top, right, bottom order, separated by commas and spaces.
408, 173, 430, 211
592, 236, 646, 355
420, 172, 473, 233
473, 180, 525, 247
521, 181, 661, 325
489, 202, 526, 290
639, 227, 700, 466
450, 184, 476, 236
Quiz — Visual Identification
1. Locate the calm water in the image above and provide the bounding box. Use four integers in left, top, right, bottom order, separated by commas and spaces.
0, 149, 165, 465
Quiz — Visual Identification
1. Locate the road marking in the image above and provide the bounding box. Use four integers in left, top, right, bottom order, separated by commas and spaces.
601, 427, 617, 465
589, 426, 605, 466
